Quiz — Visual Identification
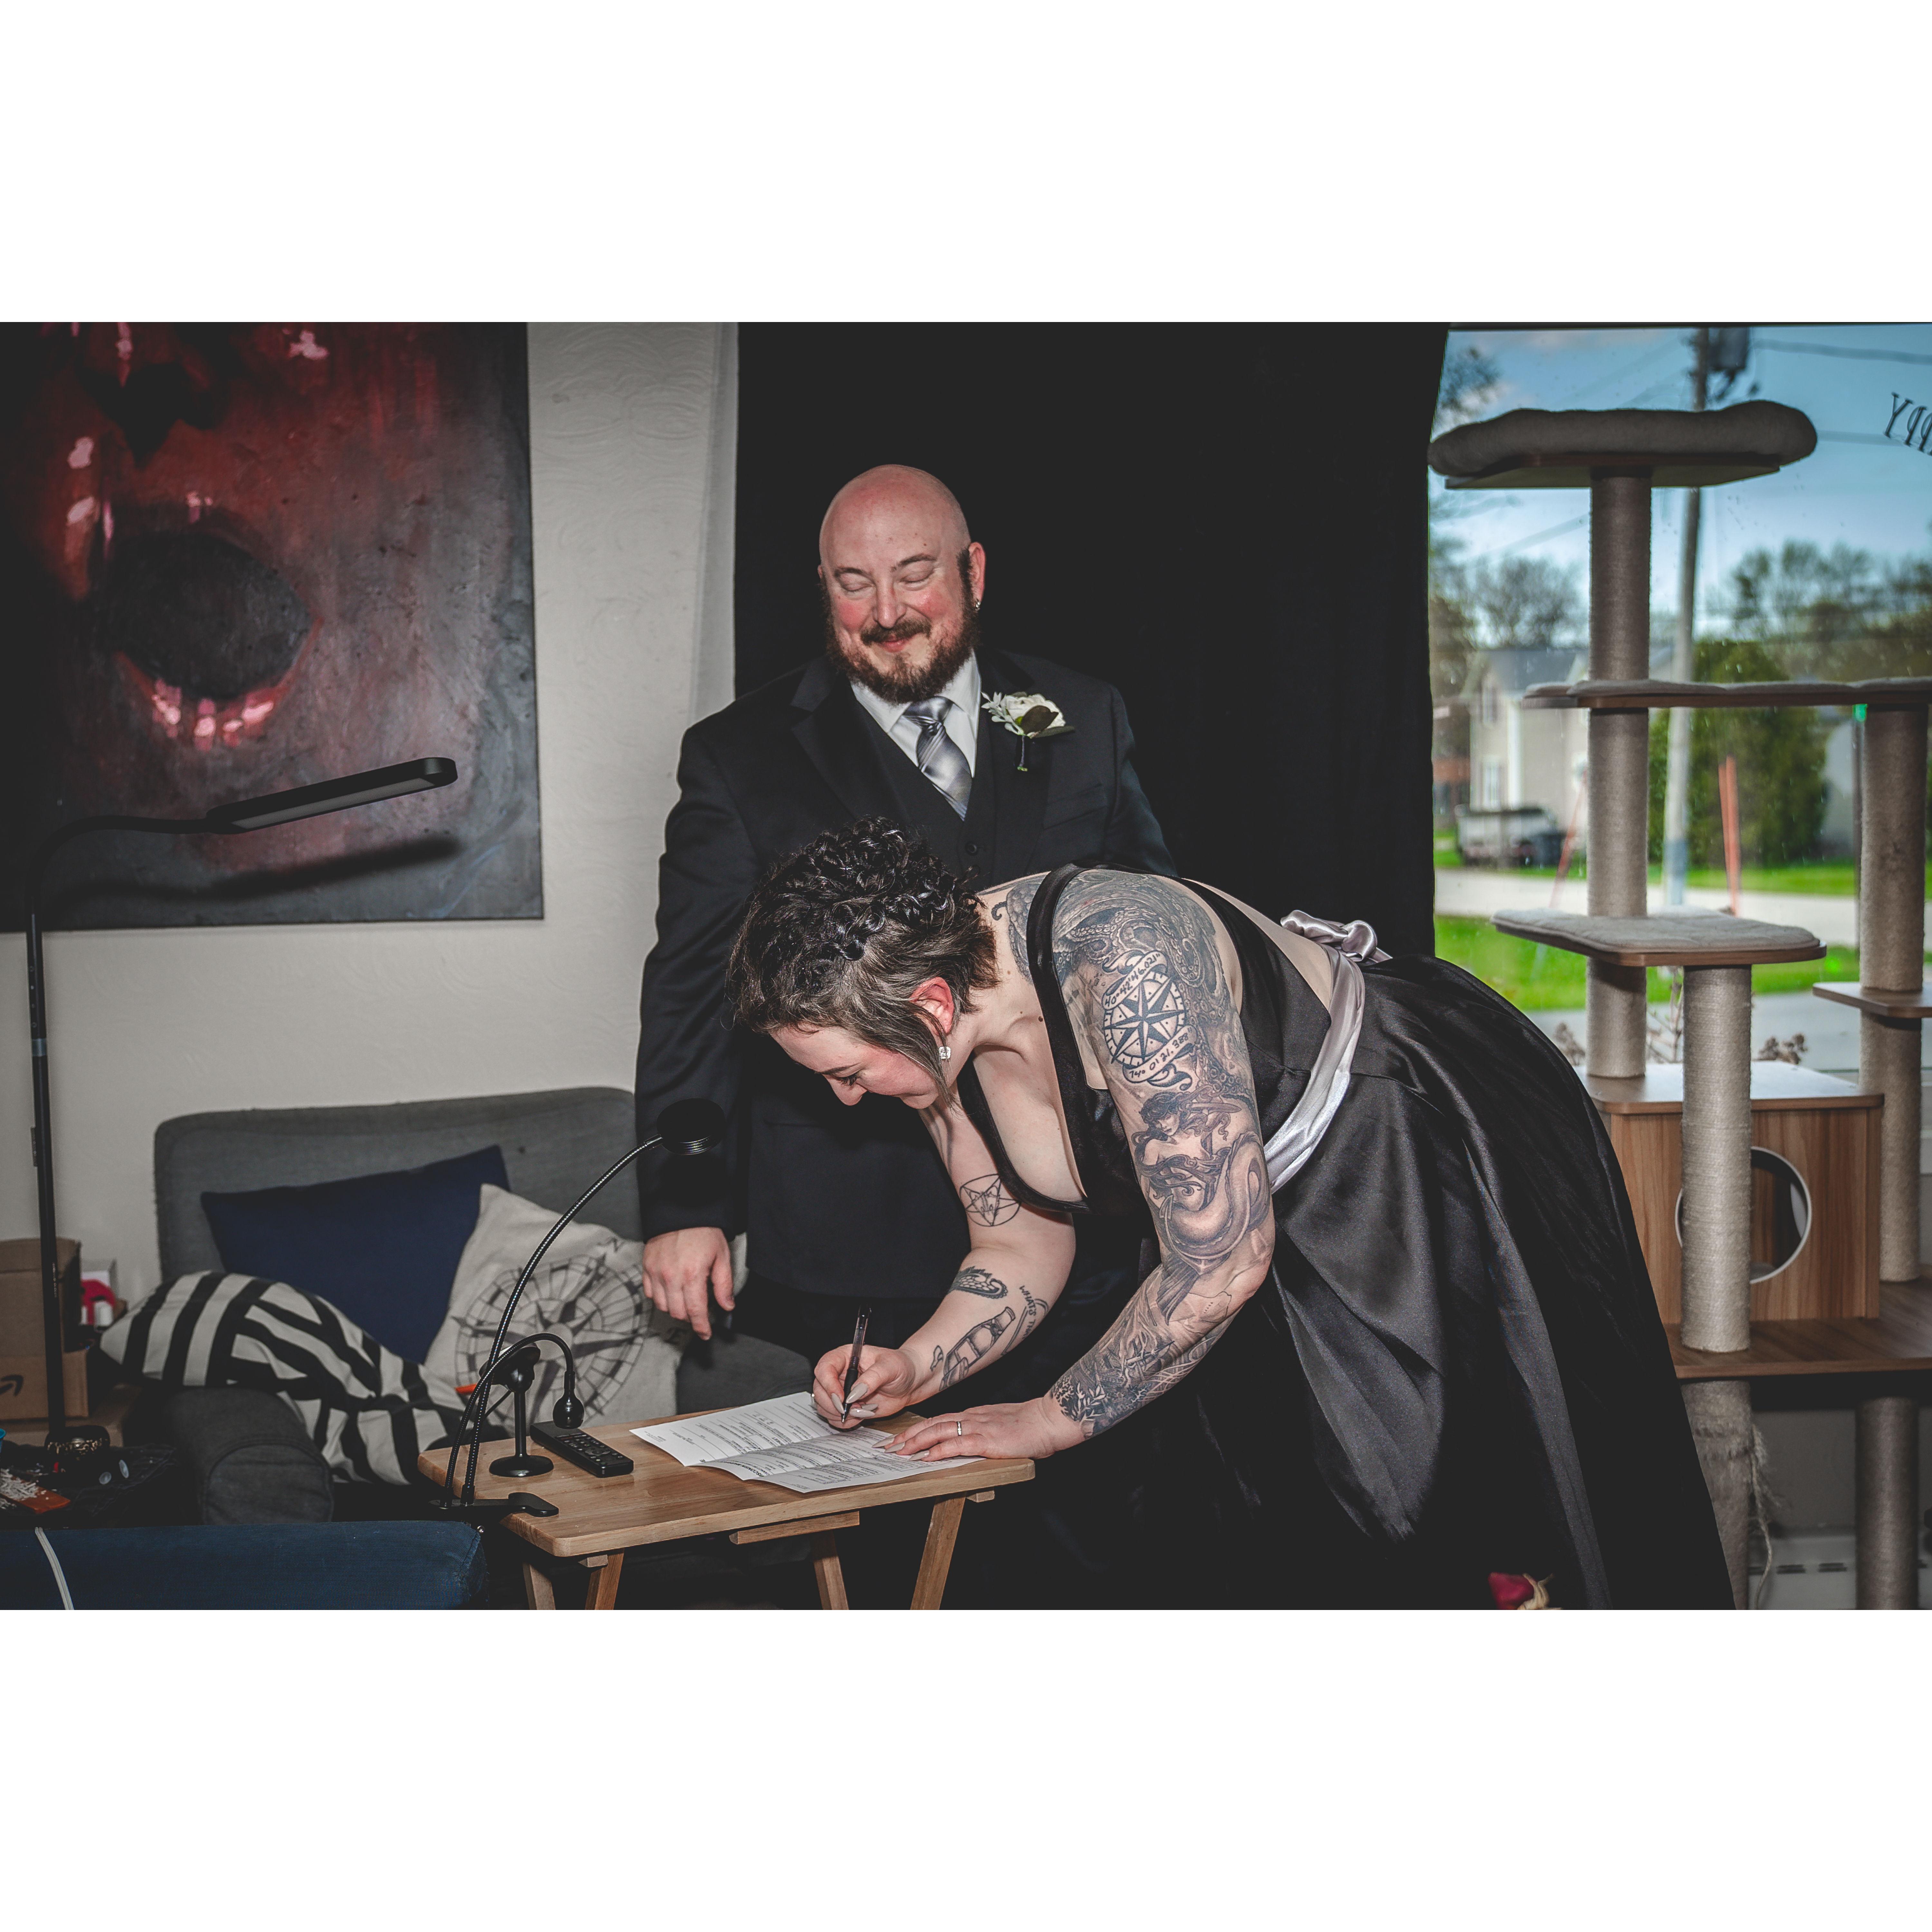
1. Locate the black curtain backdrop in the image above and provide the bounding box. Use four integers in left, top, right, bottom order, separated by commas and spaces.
734, 324, 1446, 956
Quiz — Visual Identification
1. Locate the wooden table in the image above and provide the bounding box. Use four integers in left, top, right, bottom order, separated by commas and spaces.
416, 1412, 1034, 1611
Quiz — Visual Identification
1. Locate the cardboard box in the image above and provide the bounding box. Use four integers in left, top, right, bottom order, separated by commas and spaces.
0, 1378, 140, 1446
0, 1238, 80, 1358
0, 1344, 90, 1422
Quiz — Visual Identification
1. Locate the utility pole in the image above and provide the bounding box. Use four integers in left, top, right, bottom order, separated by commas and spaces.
1663, 326, 1711, 905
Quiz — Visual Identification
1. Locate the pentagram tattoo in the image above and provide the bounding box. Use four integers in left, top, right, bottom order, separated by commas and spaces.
959, 1173, 1021, 1227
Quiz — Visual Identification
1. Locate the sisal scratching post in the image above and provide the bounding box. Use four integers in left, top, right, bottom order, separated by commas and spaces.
1855, 1394, 1921, 1609
1586, 473, 1653, 1077
1857, 704, 1927, 1281
1863, 1017, 1920, 1283
1852, 707, 1925, 1605
1680, 963, 1755, 1603
1680, 966, 1754, 1351
1681, 1379, 1753, 1609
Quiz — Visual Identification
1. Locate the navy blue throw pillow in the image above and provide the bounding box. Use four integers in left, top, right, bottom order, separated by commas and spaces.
201, 1145, 509, 1366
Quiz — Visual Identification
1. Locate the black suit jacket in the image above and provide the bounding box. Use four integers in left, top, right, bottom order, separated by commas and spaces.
634, 646, 1174, 1299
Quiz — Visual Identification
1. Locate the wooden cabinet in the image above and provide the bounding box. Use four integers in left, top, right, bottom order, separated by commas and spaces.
1587, 1063, 1881, 1324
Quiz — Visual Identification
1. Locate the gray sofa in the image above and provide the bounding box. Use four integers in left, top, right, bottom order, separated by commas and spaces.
151, 1086, 811, 1524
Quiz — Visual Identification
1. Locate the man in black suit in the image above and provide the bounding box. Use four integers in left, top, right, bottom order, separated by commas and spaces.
633, 464, 1172, 1402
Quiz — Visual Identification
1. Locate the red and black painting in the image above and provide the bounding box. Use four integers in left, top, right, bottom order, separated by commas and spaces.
0, 323, 539, 928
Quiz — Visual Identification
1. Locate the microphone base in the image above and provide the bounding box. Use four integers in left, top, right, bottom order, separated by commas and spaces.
431, 1493, 549, 1527
489, 1452, 554, 1479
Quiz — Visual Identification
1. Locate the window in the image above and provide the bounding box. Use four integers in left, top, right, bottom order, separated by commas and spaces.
1431, 324, 1932, 1055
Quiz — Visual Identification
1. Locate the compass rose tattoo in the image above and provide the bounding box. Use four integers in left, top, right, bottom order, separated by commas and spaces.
1101, 947, 1191, 1086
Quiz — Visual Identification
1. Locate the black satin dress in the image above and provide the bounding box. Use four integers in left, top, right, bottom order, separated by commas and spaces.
955, 866, 1731, 1609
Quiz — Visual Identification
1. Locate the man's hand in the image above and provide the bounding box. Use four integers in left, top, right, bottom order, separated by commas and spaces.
640, 1226, 734, 1341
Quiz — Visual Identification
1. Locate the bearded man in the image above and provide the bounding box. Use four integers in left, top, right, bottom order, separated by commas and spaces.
633, 463, 1173, 1399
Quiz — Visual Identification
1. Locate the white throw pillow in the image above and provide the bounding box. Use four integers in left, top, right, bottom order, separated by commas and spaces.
423, 1186, 687, 1429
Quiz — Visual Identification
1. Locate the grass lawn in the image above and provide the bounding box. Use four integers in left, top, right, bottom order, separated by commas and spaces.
1434, 916, 1877, 1011
1434, 848, 1932, 897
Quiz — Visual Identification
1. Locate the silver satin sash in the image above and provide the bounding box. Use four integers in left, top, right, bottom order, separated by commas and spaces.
1262, 910, 1388, 1194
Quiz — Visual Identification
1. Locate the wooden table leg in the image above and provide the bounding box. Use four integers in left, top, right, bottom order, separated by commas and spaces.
910, 1494, 966, 1609
522, 1560, 557, 1611
811, 1531, 850, 1609
583, 1553, 625, 1610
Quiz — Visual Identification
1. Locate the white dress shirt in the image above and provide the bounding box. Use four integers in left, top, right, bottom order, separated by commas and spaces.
849, 652, 982, 778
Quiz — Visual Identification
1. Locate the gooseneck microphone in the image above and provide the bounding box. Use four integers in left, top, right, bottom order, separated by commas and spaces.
437, 1098, 725, 1514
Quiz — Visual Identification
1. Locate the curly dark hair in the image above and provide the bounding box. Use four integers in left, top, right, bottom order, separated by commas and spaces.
727, 820, 998, 1095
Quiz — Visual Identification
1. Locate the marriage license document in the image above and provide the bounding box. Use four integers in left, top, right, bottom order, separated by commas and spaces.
632, 1392, 979, 1496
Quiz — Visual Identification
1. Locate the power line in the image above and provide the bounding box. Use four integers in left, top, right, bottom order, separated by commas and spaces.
1550, 336, 1681, 409
1463, 513, 1590, 561
1756, 339, 1932, 366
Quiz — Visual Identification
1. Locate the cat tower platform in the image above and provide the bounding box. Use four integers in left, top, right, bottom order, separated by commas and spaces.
1518, 677, 1932, 711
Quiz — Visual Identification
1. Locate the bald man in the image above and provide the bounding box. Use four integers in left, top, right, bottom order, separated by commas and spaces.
633, 465, 1173, 1410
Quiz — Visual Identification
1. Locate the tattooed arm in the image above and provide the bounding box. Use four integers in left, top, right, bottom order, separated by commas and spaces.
810, 1100, 1076, 1427
1044, 873, 1273, 1439
886, 873, 1274, 1466
988, 874, 1043, 985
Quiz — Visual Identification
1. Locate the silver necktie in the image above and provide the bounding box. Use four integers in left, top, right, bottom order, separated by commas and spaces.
903, 697, 972, 818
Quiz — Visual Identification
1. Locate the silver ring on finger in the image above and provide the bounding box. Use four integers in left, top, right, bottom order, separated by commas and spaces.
956, 1419, 963, 1437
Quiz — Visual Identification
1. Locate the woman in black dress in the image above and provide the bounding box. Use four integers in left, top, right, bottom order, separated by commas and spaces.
727, 821, 1730, 1608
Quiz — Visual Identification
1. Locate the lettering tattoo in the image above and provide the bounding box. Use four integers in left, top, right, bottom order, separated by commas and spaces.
990, 876, 1044, 985
1046, 874, 1273, 1437
1015, 1282, 1047, 1345
959, 1175, 1021, 1228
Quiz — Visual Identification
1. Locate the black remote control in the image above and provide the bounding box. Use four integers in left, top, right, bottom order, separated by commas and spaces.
531, 1422, 634, 1478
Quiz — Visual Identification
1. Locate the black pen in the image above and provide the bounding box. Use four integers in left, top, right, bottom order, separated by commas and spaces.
840, 1305, 873, 1421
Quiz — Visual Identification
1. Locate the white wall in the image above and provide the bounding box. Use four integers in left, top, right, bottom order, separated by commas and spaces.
0, 324, 735, 1301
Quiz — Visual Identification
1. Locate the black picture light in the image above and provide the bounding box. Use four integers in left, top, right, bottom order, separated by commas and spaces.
203, 758, 459, 831
20, 758, 459, 1449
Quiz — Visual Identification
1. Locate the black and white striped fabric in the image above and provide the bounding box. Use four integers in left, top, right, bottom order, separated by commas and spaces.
101, 1273, 465, 1485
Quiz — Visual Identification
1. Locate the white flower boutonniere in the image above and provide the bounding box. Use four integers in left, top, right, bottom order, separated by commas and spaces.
982, 690, 1073, 772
